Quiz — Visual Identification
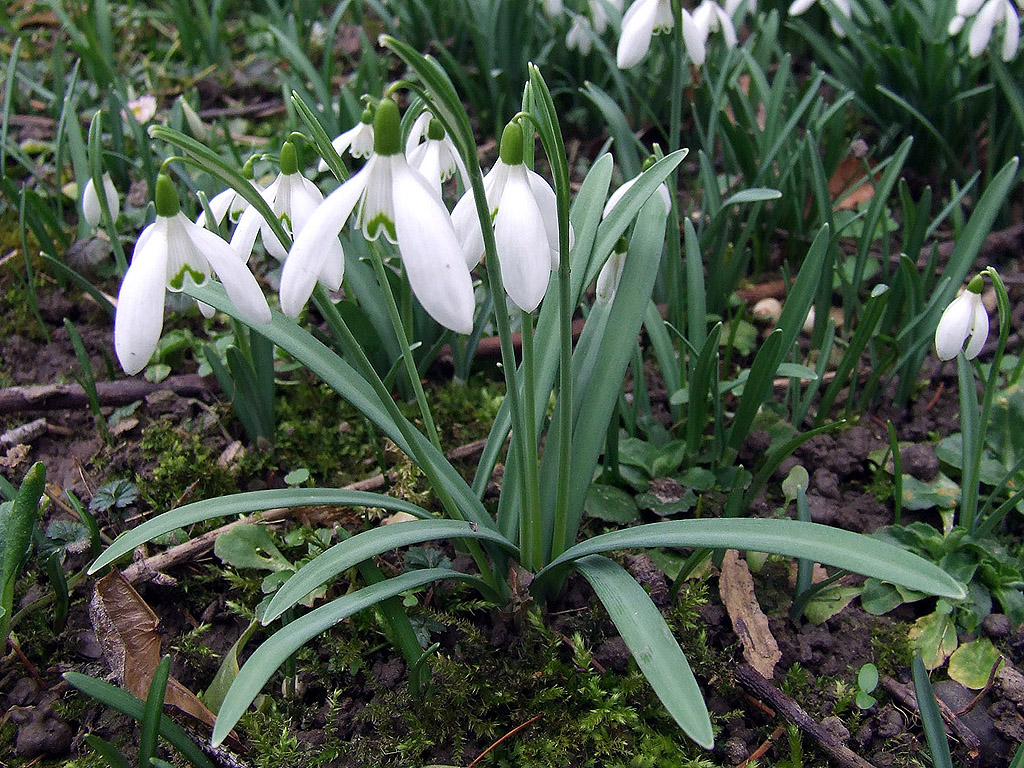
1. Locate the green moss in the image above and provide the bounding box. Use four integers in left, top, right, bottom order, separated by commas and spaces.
137, 417, 240, 510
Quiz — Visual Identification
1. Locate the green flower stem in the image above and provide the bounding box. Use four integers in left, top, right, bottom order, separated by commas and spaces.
962, 267, 1012, 534
666, 0, 686, 342
520, 309, 543, 571
87, 111, 127, 273
366, 240, 443, 454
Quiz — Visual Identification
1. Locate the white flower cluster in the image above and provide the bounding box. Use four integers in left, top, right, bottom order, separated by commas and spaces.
102, 99, 591, 376
616, 0, 751, 69
949, 0, 1020, 61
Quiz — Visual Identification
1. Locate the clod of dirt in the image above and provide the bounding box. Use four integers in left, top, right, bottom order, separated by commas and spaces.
873, 704, 905, 739
624, 553, 670, 608
720, 735, 750, 763
935, 680, 1008, 768
739, 429, 772, 465
594, 637, 631, 673
983, 613, 1013, 639
371, 658, 405, 689
6, 677, 40, 707
9, 702, 73, 758
900, 443, 939, 481
995, 666, 1024, 704
821, 715, 851, 743
812, 467, 841, 500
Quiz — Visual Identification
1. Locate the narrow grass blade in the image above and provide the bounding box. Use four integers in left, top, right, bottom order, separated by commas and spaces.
1, 462, 44, 645
139, 656, 171, 768
911, 654, 953, 768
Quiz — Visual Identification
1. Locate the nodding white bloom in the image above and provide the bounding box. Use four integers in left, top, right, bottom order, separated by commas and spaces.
788, 0, 852, 36
405, 112, 470, 195
82, 174, 119, 228
230, 141, 345, 290
566, 15, 595, 54
950, 0, 1020, 60
596, 158, 672, 304
282, 99, 475, 333
935, 277, 990, 361
195, 158, 257, 228
692, 1, 739, 52
114, 173, 271, 375
451, 121, 569, 314
589, 0, 610, 34
617, 0, 674, 69
542, 0, 564, 16
317, 108, 375, 172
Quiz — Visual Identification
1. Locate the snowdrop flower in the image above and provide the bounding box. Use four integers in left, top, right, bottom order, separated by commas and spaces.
950, 0, 1020, 60
195, 158, 257, 228
596, 158, 671, 304
317, 108, 375, 172
567, 15, 594, 54
788, 0, 852, 36
589, 0, 610, 33
617, 0, 674, 68
935, 276, 990, 360
451, 121, 568, 314
542, 0, 564, 16
82, 174, 119, 228
692, 1, 739, 51
114, 173, 271, 375
405, 113, 469, 195
282, 99, 475, 333
229, 141, 345, 292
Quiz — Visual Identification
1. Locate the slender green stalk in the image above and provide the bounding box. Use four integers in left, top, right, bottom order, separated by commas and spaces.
519, 310, 542, 570
366, 242, 442, 452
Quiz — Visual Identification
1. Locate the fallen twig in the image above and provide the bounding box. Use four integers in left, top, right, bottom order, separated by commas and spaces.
0, 374, 217, 415
467, 713, 543, 767
879, 675, 981, 768
735, 664, 879, 768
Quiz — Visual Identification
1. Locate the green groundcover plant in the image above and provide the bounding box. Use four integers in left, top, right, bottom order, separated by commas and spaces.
86, 38, 968, 751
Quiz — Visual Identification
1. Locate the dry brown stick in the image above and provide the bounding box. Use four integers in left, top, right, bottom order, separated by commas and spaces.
735, 664, 879, 768
467, 713, 544, 767
0, 374, 218, 415
737, 723, 786, 768
879, 675, 981, 768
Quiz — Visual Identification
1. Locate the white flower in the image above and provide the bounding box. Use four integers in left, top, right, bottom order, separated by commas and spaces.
543, 0, 564, 16
953, 0, 1021, 60
195, 183, 253, 228
567, 15, 594, 54
230, 141, 346, 291
788, 0, 852, 36
451, 121, 568, 314
282, 99, 475, 334
935, 281, 989, 360
317, 109, 375, 172
589, 0, 610, 34
405, 112, 469, 195
617, 0, 674, 69
596, 162, 671, 304
692, 1, 739, 51
82, 173, 119, 228
115, 174, 271, 375
125, 95, 157, 124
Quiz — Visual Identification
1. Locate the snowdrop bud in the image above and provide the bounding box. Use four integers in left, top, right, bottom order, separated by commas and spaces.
154, 172, 180, 217
935, 275, 989, 360
82, 173, 119, 228
374, 100, 402, 156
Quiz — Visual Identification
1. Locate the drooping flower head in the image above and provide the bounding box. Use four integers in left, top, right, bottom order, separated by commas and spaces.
617, 0, 674, 69
935, 275, 990, 360
196, 156, 257, 229
405, 112, 469, 195
82, 173, 119, 229
451, 120, 569, 314
788, 0, 852, 37
281, 98, 475, 333
114, 173, 271, 375
229, 140, 344, 294
566, 14, 595, 54
949, 0, 1020, 60
318, 107, 376, 172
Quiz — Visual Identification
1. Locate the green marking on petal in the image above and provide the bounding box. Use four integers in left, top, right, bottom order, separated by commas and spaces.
364, 211, 397, 242
168, 264, 207, 291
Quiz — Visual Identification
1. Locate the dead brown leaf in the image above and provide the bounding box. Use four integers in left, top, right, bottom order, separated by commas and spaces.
89, 570, 218, 730
828, 155, 881, 211
719, 550, 782, 679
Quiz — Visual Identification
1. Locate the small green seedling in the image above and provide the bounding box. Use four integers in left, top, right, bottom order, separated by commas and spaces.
856, 662, 879, 709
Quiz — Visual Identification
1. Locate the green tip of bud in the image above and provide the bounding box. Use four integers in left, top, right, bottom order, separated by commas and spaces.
642, 155, 657, 172
154, 173, 180, 217
280, 140, 298, 175
967, 274, 985, 293
373, 99, 402, 155
499, 121, 524, 166
241, 157, 255, 179
360, 107, 374, 125
427, 118, 445, 141
614, 235, 628, 253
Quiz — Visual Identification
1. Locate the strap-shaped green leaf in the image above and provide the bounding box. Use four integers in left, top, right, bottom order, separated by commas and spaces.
89, 489, 433, 574
536, 519, 966, 600
262, 520, 518, 623
574, 555, 713, 748
64, 672, 214, 768
212, 568, 486, 746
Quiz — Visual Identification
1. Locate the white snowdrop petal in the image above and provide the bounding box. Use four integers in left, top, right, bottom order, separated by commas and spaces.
186, 221, 271, 325
682, 9, 708, 64
934, 292, 975, 360
393, 161, 476, 334
788, 0, 816, 14
970, 0, 1002, 55
964, 299, 989, 359
618, 0, 661, 68
525, 168, 564, 269
229, 205, 265, 263
495, 168, 552, 313
115, 221, 169, 375
1001, 1, 1019, 60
